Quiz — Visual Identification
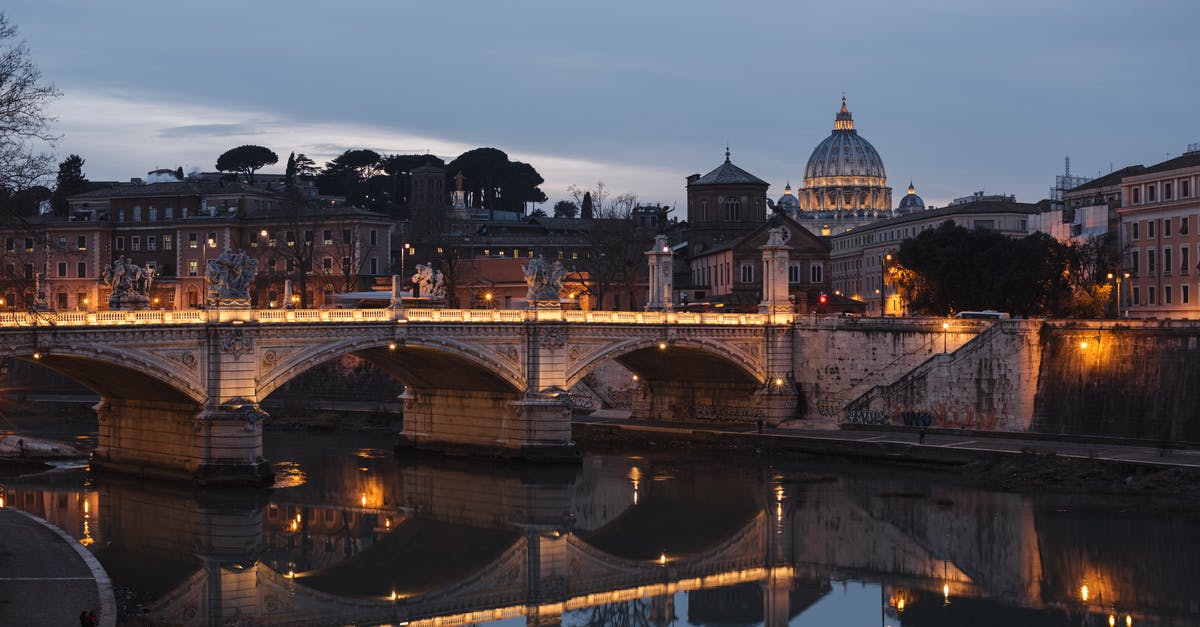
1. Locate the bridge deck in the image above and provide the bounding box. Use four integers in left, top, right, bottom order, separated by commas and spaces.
0, 308, 774, 327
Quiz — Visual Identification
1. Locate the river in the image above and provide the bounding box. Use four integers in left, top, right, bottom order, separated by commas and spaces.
1, 420, 1197, 626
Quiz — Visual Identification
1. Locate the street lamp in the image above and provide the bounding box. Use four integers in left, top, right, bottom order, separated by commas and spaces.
880, 253, 893, 316
942, 321, 950, 353
400, 242, 411, 292
1107, 271, 1129, 319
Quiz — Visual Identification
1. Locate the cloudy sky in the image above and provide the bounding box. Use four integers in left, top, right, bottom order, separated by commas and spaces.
7, 0, 1200, 209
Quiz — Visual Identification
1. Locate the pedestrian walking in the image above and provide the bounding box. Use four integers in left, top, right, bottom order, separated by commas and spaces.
756, 418, 764, 434
918, 428, 927, 445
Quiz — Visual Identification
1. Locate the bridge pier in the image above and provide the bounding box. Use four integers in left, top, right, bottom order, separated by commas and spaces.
92, 398, 272, 486
396, 389, 576, 461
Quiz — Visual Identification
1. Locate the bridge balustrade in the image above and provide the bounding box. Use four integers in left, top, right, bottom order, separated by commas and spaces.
0, 308, 777, 328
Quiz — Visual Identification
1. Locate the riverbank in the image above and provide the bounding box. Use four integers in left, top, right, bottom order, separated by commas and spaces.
573, 418, 1200, 497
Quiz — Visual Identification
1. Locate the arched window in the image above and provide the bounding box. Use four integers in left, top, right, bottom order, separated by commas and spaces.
723, 197, 741, 221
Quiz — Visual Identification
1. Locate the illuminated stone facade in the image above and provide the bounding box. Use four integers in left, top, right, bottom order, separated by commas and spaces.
792, 98, 893, 236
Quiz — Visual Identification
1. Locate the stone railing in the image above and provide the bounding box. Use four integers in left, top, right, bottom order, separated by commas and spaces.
0, 308, 772, 327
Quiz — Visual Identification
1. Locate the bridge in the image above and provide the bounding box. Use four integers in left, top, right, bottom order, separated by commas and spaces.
0, 306, 805, 484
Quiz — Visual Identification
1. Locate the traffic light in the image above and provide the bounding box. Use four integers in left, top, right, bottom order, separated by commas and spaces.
819, 292, 828, 305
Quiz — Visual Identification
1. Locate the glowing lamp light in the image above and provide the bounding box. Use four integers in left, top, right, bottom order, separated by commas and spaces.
897, 598, 905, 611
361, 493, 367, 508
1109, 615, 1116, 627
659, 552, 667, 565
1081, 584, 1089, 602
484, 292, 493, 301
287, 569, 295, 579
773, 377, 784, 387
1127, 615, 1132, 626
388, 343, 397, 350
632, 374, 639, 381
32, 352, 41, 360
390, 590, 399, 601
658, 341, 667, 350
1080, 340, 1089, 350
942, 322, 950, 330
943, 583, 950, 602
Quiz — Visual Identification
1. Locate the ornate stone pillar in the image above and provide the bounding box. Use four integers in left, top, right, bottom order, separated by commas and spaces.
644, 234, 674, 311
758, 227, 793, 323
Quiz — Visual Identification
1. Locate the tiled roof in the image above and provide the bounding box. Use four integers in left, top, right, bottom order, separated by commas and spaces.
69, 180, 280, 200
1067, 165, 1145, 193
1137, 151, 1200, 176
690, 157, 768, 187
836, 198, 1038, 237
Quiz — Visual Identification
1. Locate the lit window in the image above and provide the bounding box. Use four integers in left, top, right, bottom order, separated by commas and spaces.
188, 260, 198, 276
163, 236, 172, 251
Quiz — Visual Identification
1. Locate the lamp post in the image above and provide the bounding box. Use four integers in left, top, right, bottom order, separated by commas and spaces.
400, 242, 411, 293
880, 252, 893, 316
942, 321, 950, 353
1107, 271, 1129, 319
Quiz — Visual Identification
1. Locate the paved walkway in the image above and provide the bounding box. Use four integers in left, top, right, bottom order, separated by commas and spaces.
0, 507, 115, 627
575, 416, 1200, 469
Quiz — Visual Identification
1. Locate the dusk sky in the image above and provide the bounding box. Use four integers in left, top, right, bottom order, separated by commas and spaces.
8, 0, 1200, 210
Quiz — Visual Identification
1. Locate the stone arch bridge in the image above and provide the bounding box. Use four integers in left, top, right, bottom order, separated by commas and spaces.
0, 308, 798, 484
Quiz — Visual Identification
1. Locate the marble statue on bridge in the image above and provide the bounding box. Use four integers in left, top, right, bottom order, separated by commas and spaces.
205, 248, 257, 308
411, 263, 446, 301
522, 255, 566, 306
101, 255, 154, 310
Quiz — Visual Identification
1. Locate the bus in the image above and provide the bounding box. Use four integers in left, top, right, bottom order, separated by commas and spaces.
954, 310, 1010, 320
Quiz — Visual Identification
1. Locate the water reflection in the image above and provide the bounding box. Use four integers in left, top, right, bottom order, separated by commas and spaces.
1, 432, 1198, 626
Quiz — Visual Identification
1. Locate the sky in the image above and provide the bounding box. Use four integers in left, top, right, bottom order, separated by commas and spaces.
6, 0, 1200, 211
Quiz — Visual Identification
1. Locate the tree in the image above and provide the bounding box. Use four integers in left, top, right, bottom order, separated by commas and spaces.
284, 152, 296, 185
293, 153, 318, 178
215, 145, 278, 184
553, 200, 578, 218
581, 192, 594, 219
892, 221, 1085, 317
567, 182, 647, 309
51, 154, 87, 215
0, 12, 61, 218
316, 149, 381, 202
445, 148, 547, 216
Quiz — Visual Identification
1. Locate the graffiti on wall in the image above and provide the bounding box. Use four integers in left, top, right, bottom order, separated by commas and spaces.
695, 404, 764, 423
843, 409, 889, 425
817, 396, 843, 417
840, 401, 1010, 430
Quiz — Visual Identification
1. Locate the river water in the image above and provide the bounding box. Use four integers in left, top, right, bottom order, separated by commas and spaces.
2, 424, 1198, 626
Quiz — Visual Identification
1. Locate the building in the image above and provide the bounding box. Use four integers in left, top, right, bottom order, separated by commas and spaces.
684, 150, 770, 257
1117, 148, 1200, 318
1030, 166, 1142, 243
1, 176, 395, 311
788, 98, 893, 236
830, 195, 1038, 315
686, 211, 830, 311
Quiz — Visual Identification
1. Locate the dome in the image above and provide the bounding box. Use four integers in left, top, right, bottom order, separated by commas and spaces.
776, 181, 800, 211
803, 98, 886, 181
897, 182, 924, 213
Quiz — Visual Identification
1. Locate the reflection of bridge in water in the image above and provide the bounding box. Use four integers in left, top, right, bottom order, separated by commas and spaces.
5, 456, 1197, 626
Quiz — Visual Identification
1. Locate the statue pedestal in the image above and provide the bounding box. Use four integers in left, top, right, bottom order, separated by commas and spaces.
110, 294, 151, 311
207, 298, 251, 309
526, 299, 562, 310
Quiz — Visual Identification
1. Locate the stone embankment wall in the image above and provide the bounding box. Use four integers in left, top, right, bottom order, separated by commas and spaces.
842, 320, 1044, 432
1031, 321, 1200, 441
793, 318, 988, 427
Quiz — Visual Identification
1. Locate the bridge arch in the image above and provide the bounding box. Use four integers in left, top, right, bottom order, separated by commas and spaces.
1, 343, 205, 406
565, 336, 765, 390
257, 335, 526, 402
